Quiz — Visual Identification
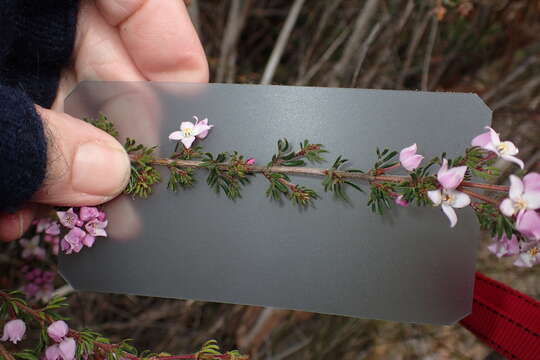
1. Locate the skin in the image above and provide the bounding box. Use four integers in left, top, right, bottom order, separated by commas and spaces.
0, 0, 209, 241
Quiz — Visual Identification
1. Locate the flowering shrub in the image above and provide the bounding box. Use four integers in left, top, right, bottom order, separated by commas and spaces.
1, 115, 539, 360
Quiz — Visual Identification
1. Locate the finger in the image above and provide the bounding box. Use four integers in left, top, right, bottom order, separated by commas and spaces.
96, 0, 209, 82
32, 107, 131, 206
0, 205, 36, 242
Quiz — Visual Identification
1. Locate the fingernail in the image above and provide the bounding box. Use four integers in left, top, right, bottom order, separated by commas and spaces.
72, 141, 130, 197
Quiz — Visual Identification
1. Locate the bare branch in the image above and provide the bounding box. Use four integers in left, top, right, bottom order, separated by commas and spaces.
261, 0, 306, 85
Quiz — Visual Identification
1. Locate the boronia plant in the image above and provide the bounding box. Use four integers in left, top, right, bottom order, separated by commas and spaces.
2, 114, 539, 360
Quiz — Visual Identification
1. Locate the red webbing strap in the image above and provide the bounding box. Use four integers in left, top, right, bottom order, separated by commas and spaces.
459, 272, 540, 360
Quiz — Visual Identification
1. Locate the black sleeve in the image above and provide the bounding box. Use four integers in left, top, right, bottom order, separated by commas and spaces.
0, 0, 79, 212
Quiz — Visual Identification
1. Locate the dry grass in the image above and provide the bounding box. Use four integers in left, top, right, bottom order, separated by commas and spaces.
67, 0, 540, 358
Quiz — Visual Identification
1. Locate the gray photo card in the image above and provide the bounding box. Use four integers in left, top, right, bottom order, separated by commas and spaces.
61, 82, 491, 325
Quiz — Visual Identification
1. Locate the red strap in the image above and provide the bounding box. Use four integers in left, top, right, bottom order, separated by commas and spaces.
459, 272, 540, 360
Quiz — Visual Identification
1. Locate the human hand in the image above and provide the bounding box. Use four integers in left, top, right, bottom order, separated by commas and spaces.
0, 0, 208, 241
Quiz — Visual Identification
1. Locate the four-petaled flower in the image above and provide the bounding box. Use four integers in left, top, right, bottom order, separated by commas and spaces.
61, 228, 86, 254
471, 126, 524, 169
399, 143, 424, 171
1, 319, 26, 344
500, 173, 540, 219
57, 208, 82, 229
487, 234, 520, 258
427, 159, 470, 227
20, 235, 46, 260
513, 245, 540, 268
169, 116, 213, 149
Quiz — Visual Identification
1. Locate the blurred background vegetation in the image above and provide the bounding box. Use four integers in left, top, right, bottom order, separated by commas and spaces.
67, 0, 540, 358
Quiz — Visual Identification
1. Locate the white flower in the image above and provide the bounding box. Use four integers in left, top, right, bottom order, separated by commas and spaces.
427, 188, 471, 228
169, 116, 213, 149
471, 126, 524, 169
500, 174, 540, 217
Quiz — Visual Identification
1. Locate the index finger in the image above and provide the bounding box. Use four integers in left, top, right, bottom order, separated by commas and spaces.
95, 0, 209, 83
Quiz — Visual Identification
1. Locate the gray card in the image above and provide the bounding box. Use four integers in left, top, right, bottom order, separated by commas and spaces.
61, 82, 490, 325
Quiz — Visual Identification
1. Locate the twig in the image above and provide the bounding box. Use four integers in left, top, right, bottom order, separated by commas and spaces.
331, 0, 379, 82
351, 18, 387, 87
421, 15, 438, 91
261, 0, 306, 85
460, 188, 500, 206
0, 343, 15, 360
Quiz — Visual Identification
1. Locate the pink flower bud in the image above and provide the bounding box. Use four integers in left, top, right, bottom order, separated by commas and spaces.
45, 344, 61, 360
395, 195, 409, 207
399, 144, 424, 171
246, 157, 256, 165
47, 320, 69, 343
59, 338, 76, 360
1, 319, 26, 344
79, 207, 100, 222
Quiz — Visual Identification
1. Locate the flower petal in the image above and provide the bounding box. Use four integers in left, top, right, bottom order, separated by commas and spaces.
399, 143, 417, 160
523, 191, 540, 210
523, 172, 540, 193
180, 121, 194, 131
499, 198, 516, 217
513, 253, 534, 268
401, 154, 424, 171
448, 190, 471, 208
516, 210, 540, 241
501, 155, 524, 169
501, 140, 519, 156
471, 130, 492, 148
59, 338, 76, 360
441, 204, 458, 227
181, 136, 196, 149
508, 175, 524, 201
168, 131, 184, 140
438, 165, 467, 190
487, 127, 501, 146
427, 190, 442, 206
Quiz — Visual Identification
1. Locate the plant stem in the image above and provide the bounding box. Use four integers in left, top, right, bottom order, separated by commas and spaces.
0, 292, 247, 360
460, 181, 509, 192
152, 158, 405, 183
459, 188, 500, 206
0, 343, 15, 360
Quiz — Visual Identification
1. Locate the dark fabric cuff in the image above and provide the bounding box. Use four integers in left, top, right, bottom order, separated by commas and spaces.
0, 85, 47, 212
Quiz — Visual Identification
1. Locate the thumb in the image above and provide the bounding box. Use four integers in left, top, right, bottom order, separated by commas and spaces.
33, 106, 131, 206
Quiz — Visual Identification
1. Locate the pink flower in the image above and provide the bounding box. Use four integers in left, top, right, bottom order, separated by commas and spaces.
513, 245, 540, 268
45, 344, 61, 360
1, 319, 26, 344
395, 195, 409, 207
516, 210, 540, 241
57, 209, 81, 229
399, 143, 424, 171
193, 116, 213, 139
79, 207, 100, 222
82, 234, 95, 248
500, 174, 540, 218
20, 236, 46, 260
85, 218, 107, 237
45, 222, 61, 236
246, 157, 256, 165
436, 159, 467, 190
58, 338, 76, 360
471, 126, 524, 169
48, 321, 69, 343
61, 228, 86, 254
488, 234, 520, 258
427, 159, 470, 227
169, 116, 213, 149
